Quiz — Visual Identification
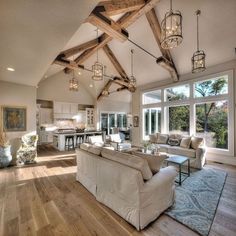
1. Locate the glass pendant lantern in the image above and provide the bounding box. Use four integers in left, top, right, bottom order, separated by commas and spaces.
92, 28, 104, 81
192, 10, 206, 73
129, 49, 136, 87
69, 63, 79, 92
161, 0, 183, 49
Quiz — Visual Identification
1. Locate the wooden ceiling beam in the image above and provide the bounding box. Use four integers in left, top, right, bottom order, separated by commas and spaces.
60, 38, 99, 58
145, 8, 179, 81
103, 44, 128, 79
97, 80, 113, 101
98, 0, 145, 16
87, 6, 129, 42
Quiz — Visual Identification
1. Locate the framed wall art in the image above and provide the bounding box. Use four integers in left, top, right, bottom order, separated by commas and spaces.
1, 106, 27, 132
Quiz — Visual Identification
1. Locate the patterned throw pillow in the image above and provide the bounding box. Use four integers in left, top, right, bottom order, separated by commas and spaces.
168, 138, 180, 146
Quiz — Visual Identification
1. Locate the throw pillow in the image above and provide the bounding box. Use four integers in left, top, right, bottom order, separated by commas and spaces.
168, 138, 180, 146
180, 137, 191, 148
191, 136, 203, 150
134, 152, 167, 174
149, 134, 158, 143
157, 134, 169, 144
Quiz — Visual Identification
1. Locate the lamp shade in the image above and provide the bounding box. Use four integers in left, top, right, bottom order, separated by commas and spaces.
92, 61, 103, 81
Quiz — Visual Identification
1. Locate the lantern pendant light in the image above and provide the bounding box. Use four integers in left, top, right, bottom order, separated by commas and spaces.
161, 0, 183, 49
129, 49, 136, 87
192, 10, 206, 73
92, 28, 104, 81
69, 57, 79, 92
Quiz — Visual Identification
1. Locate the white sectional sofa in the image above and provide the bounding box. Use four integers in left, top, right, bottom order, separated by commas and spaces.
149, 133, 206, 169
76, 144, 177, 230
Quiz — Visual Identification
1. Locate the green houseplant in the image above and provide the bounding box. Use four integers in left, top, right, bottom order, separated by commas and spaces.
0, 128, 12, 168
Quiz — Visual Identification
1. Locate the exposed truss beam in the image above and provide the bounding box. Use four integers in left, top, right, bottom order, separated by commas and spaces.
98, 0, 145, 16
87, 7, 129, 42
103, 44, 128, 79
97, 80, 113, 101
60, 38, 99, 58
145, 8, 179, 81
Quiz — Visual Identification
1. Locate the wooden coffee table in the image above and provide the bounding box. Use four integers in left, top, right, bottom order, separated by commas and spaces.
166, 155, 190, 185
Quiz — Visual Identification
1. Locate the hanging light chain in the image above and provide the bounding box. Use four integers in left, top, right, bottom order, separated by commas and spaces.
196, 10, 201, 51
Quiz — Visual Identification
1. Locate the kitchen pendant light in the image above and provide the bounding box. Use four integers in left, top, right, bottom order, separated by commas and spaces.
69, 58, 79, 92
161, 0, 183, 49
192, 10, 206, 73
129, 49, 136, 87
92, 28, 104, 81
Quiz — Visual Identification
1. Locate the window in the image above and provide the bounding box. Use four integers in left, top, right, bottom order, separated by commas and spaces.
165, 84, 189, 101
143, 108, 161, 139
196, 101, 228, 150
117, 114, 127, 129
169, 105, 190, 135
143, 90, 161, 105
194, 76, 228, 98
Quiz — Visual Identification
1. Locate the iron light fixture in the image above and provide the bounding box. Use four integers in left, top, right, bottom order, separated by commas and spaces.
69, 62, 79, 92
192, 10, 206, 73
92, 28, 104, 81
161, 0, 183, 49
129, 49, 136, 87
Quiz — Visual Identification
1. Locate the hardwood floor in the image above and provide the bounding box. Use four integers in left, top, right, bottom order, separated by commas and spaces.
1, 147, 236, 236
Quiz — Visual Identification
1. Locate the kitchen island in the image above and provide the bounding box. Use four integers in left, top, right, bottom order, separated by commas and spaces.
53, 130, 103, 151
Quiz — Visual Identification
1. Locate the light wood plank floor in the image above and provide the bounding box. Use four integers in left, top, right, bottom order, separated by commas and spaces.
0, 147, 236, 236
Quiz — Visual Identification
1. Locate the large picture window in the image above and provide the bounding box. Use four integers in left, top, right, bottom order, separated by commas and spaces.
196, 101, 228, 149
141, 71, 233, 156
169, 105, 190, 135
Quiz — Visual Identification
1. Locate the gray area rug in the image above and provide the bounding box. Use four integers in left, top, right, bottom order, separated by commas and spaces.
165, 168, 227, 236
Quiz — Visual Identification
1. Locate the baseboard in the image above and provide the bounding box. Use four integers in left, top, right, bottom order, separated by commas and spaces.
206, 154, 236, 166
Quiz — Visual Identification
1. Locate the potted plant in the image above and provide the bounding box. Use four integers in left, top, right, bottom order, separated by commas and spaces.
0, 129, 12, 168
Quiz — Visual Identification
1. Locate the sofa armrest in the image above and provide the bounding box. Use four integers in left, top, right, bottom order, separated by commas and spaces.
141, 166, 177, 193
195, 146, 207, 168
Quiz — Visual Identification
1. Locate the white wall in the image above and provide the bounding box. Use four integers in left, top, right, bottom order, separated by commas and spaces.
0, 81, 37, 160
37, 71, 95, 104
132, 59, 236, 165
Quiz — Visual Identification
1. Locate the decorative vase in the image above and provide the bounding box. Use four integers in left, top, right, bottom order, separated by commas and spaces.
0, 146, 12, 168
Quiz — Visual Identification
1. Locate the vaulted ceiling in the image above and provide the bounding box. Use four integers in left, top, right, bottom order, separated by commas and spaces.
1, 0, 236, 101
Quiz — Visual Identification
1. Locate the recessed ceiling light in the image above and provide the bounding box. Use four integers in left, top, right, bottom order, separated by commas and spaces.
7, 67, 15, 72
89, 84, 93, 88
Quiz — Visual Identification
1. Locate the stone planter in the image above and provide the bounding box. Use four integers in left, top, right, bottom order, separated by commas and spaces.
0, 146, 12, 168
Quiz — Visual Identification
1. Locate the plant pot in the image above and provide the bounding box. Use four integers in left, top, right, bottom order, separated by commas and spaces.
0, 146, 12, 168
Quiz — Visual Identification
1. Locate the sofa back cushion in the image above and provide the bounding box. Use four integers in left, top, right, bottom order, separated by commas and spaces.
88, 135, 104, 145
134, 152, 167, 174
191, 136, 203, 150
157, 134, 169, 144
87, 145, 102, 156
180, 137, 191, 148
149, 134, 158, 143
109, 134, 122, 143
101, 148, 152, 180
80, 143, 91, 151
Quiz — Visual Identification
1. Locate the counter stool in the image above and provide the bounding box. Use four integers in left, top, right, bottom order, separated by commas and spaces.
76, 134, 84, 147
65, 136, 74, 150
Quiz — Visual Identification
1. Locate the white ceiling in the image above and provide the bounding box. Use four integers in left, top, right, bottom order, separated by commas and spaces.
1, 0, 236, 97
0, 0, 99, 86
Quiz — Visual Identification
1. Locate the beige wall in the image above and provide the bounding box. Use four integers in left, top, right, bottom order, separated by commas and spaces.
37, 71, 95, 104
0, 81, 37, 159
132, 59, 236, 165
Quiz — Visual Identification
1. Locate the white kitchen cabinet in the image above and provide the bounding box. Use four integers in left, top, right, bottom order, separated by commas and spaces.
39, 131, 53, 143
39, 108, 53, 125
86, 108, 95, 127
53, 101, 78, 116
70, 103, 78, 114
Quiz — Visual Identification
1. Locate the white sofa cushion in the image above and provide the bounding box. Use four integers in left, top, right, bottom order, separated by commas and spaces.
157, 134, 169, 144
191, 136, 203, 150
87, 145, 102, 156
80, 142, 91, 151
149, 134, 158, 143
88, 135, 104, 145
159, 144, 169, 152
101, 148, 153, 180
109, 133, 122, 143
134, 152, 167, 174
180, 137, 191, 148
168, 146, 196, 158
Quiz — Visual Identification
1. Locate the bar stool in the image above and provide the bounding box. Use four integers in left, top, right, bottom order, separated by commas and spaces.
65, 136, 74, 150
76, 134, 84, 147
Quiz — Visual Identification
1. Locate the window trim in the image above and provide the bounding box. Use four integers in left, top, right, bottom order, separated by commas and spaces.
140, 70, 234, 156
